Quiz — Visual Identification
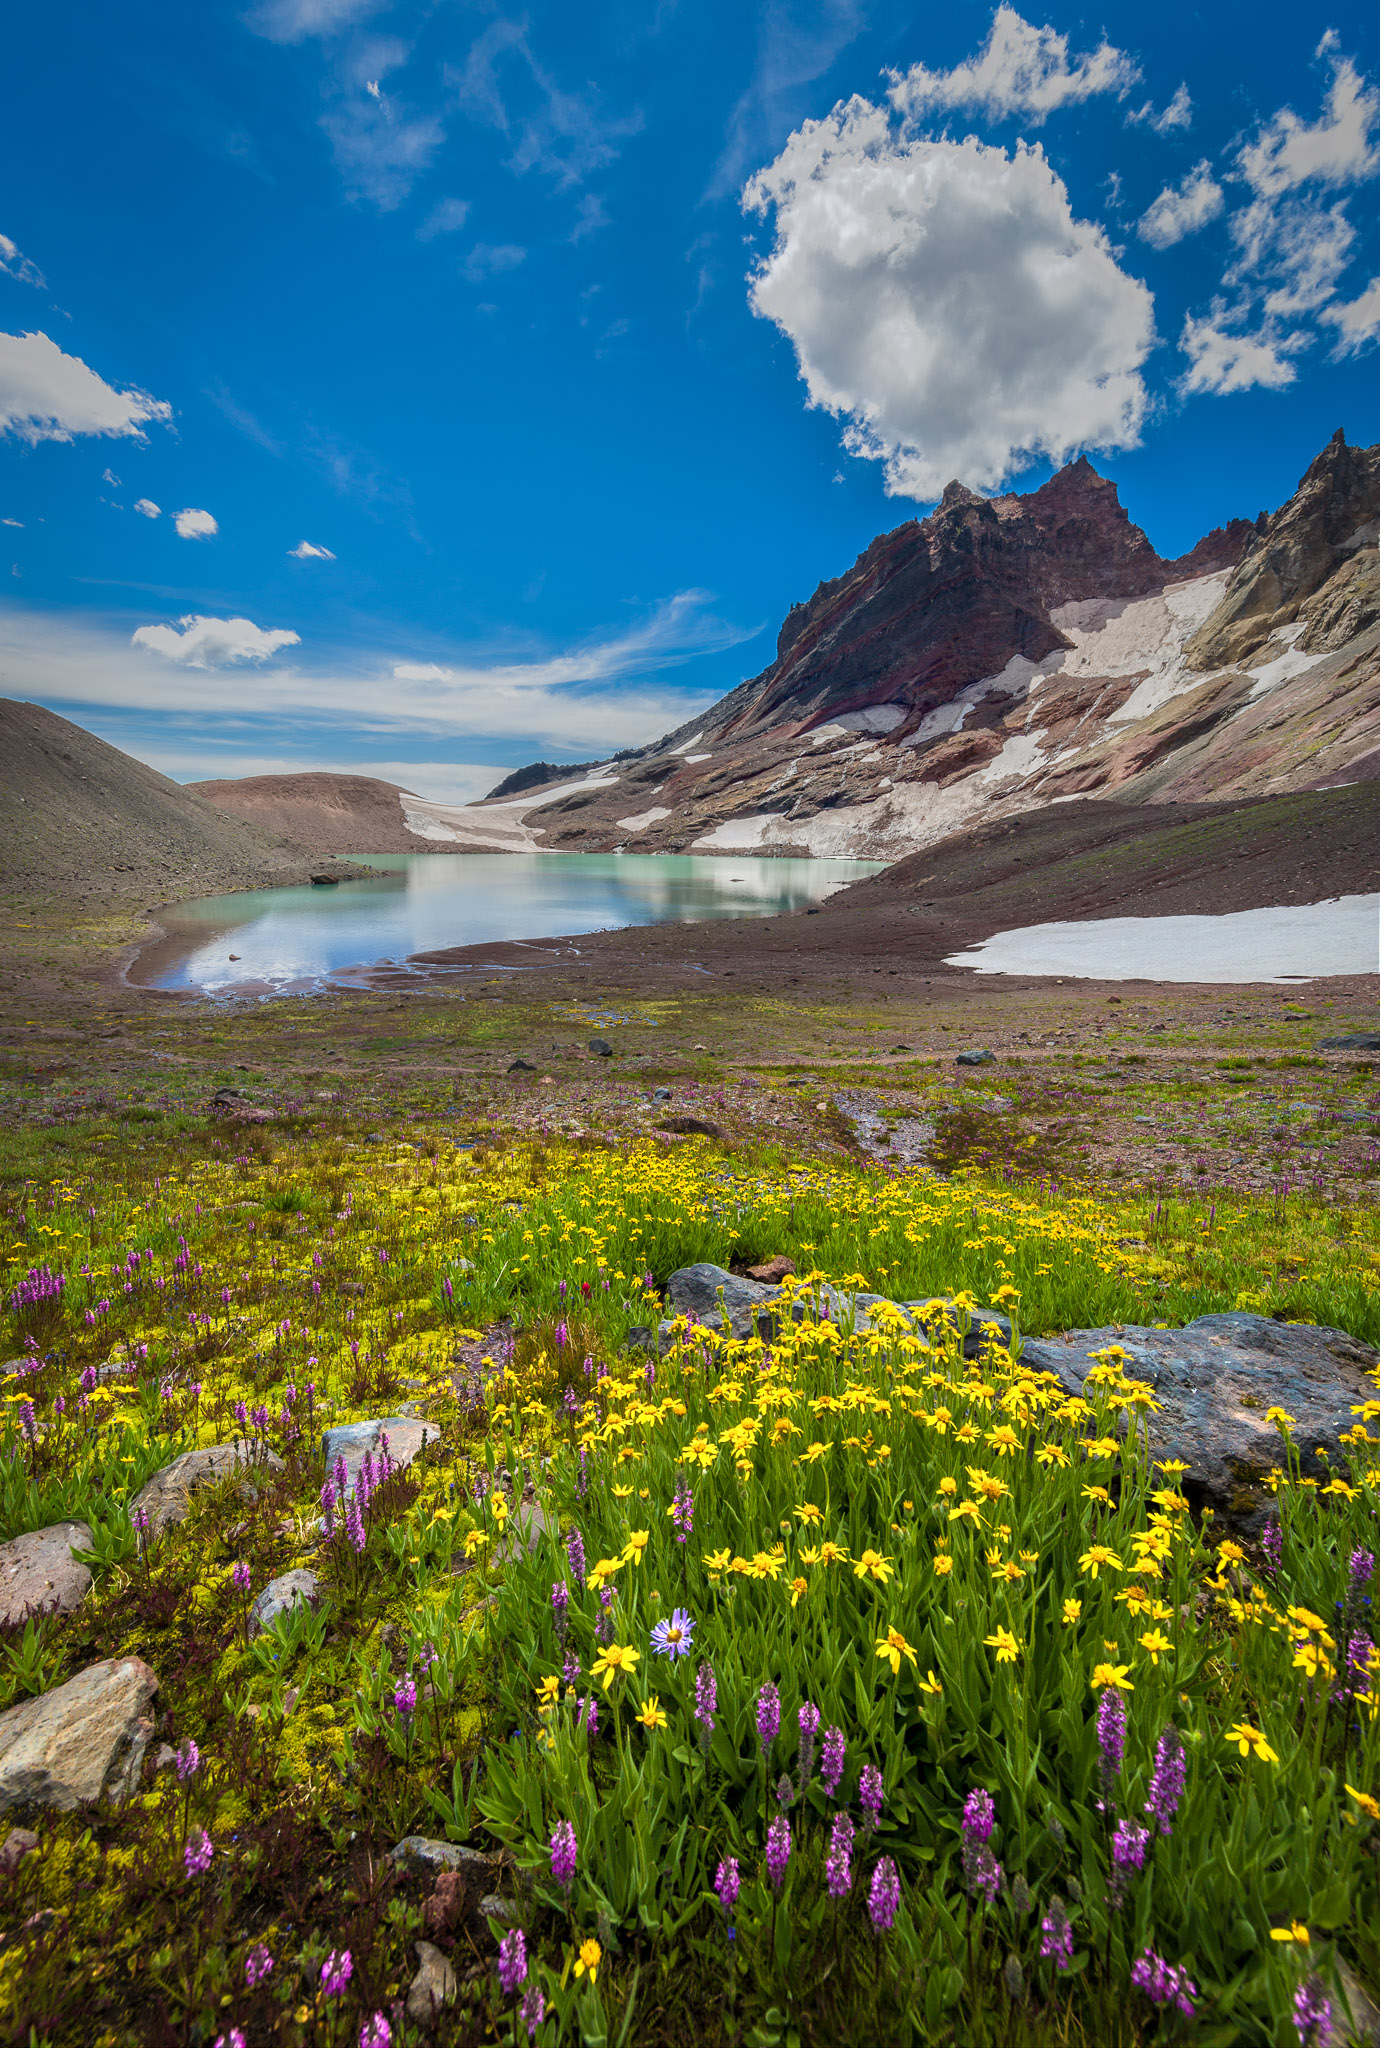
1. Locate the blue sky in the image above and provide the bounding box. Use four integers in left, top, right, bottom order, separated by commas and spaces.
1, 0, 1377, 803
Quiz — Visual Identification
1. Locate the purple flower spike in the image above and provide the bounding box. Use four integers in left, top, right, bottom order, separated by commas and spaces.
394, 1675, 416, 1719
215, 2033, 245, 2048
521, 1983, 546, 2040
184, 1828, 213, 1877
245, 1942, 273, 1989
550, 1819, 578, 1888
765, 1815, 791, 1892
715, 1855, 740, 1915
1293, 1976, 1335, 2048
498, 1928, 528, 1997
820, 1725, 846, 1796
797, 1700, 821, 1780
321, 1949, 352, 1998
756, 1681, 781, 1753
360, 2017, 391, 2048
175, 1738, 201, 1783
694, 1662, 717, 1736
566, 1526, 586, 1588
1040, 1898, 1074, 1971
232, 1560, 251, 1594
1131, 1949, 1197, 2017
859, 1763, 884, 1831
1144, 1724, 1187, 1836
962, 1788, 995, 1844
961, 1790, 1002, 1902
1096, 1689, 1126, 1809
1350, 1547, 1376, 1591
825, 1811, 854, 1898
868, 1856, 900, 1932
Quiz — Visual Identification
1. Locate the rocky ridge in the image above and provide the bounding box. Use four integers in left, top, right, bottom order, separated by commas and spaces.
406, 433, 1380, 863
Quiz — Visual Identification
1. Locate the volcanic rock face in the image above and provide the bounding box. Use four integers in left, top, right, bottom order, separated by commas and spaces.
187, 772, 442, 855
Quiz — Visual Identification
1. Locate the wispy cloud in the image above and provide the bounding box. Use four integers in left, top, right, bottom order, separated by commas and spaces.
450, 17, 642, 190
709, 0, 865, 201
888, 6, 1138, 126
0, 232, 45, 290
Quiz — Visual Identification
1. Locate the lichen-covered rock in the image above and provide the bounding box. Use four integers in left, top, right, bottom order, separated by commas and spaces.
320, 1416, 430, 1493
406, 1941, 457, 2026
131, 1443, 284, 1536
0, 1522, 93, 1627
250, 1568, 318, 1636
0, 1658, 158, 1812
1020, 1313, 1380, 1526
658, 1263, 1011, 1355
493, 1500, 555, 1563
389, 1836, 495, 1881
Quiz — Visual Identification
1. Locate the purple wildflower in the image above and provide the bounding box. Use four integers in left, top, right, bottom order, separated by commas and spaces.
962, 1788, 995, 1843
175, 1738, 201, 1782
1351, 1547, 1376, 1590
1347, 1631, 1375, 1688
961, 1789, 1002, 1903
521, 1983, 546, 2040
231, 1560, 251, 1595
1261, 1518, 1283, 1578
1131, 1949, 1197, 2017
671, 1479, 694, 1543
595, 1586, 614, 1644
756, 1681, 781, 1753
1293, 1975, 1335, 2048
562, 1651, 580, 1685
581, 1694, 598, 1738
715, 1855, 740, 1916
360, 2018, 391, 2048
566, 1526, 586, 1588
825, 1810, 854, 1898
797, 1701, 820, 1781
321, 1949, 352, 1998
321, 1478, 336, 1536
245, 1942, 273, 1989
1144, 1724, 1187, 1836
820, 1726, 846, 1796
550, 1819, 578, 1887
498, 1928, 528, 1997
1096, 1687, 1127, 1809
551, 1580, 569, 1639
184, 1828, 213, 1878
765, 1815, 791, 1892
215, 2034, 245, 2048
394, 1675, 416, 1719
868, 1856, 900, 1933
1110, 1821, 1150, 1908
1040, 1898, 1074, 1971
345, 1495, 366, 1553
694, 1662, 717, 1738
775, 1773, 794, 1808
650, 1607, 695, 1658
859, 1763, 884, 1832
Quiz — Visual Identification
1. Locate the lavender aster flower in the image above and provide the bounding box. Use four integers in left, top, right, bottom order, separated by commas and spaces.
868, 1856, 900, 1933
184, 1828, 214, 1877
1131, 1949, 1197, 2017
765, 1815, 791, 1892
820, 1725, 846, 1796
521, 1983, 546, 2040
245, 1942, 273, 1989
1144, 1724, 1187, 1836
360, 2018, 391, 2048
650, 1607, 695, 1658
1040, 1898, 1073, 1971
321, 1949, 352, 1998
498, 1928, 528, 1997
756, 1681, 780, 1753
715, 1855, 740, 1916
860, 1763, 884, 1831
1293, 1977, 1334, 2048
550, 1819, 578, 1888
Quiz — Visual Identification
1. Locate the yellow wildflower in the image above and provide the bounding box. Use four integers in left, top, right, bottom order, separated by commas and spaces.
933, 1555, 954, 1577
535, 1675, 561, 1715
1062, 1598, 1082, 1625
636, 1695, 668, 1732
1345, 1784, 1380, 1820
790, 1576, 809, 1607
854, 1549, 894, 1584
1225, 1721, 1279, 1763
1079, 1545, 1123, 1579
876, 1626, 918, 1676
590, 1643, 640, 1692
985, 1627, 1020, 1664
622, 1529, 650, 1567
1139, 1628, 1172, 1666
574, 1938, 602, 1982
1269, 1923, 1310, 1945
1090, 1663, 1133, 1692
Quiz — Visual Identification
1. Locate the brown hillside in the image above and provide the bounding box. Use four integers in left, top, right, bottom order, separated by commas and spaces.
188, 772, 437, 854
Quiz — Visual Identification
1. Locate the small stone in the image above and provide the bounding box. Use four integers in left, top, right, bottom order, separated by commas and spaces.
131, 1444, 284, 1537
478, 1893, 515, 1924
406, 1941, 458, 2026
506, 1058, 536, 1074
656, 1115, 724, 1140
588, 1038, 613, 1057
0, 1826, 38, 1874
746, 1256, 797, 1283
390, 1835, 496, 1879
955, 1049, 996, 1067
0, 1522, 93, 1627
652, 1086, 672, 1102
250, 1568, 318, 1637
0, 1657, 158, 1812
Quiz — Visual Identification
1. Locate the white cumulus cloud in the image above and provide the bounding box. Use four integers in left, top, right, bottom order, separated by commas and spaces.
1128, 84, 1192, 135
133, 498, 161, 519
289, 539, 336, 559
1179, 310, 1305, 395
1138, 161, 1224, 249
132, 615, 302, 668
173, 507, 218, 540
1238, 49, 1380, 198
887, 6, 1138, 125
0, 331, 172, 445
1322, 275, 1380, 351
743, 98, 1154, 499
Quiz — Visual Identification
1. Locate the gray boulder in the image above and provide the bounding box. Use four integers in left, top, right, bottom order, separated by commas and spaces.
0, 1523, 93, 1627
250, 1568, 318, 1636
407, 1941, 458, 2026
956, 1048, 996, 1066
1319, 1032, 1380, 1050
321, 1416, 430, 1493
493, 1499, 555, 1563
658, 1264, 1012, 1356
0, 1657, 158, 1812
132, 1443, 284, 1536
1021, 1313, 1379, 1525
390, 1835, 496, 1881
